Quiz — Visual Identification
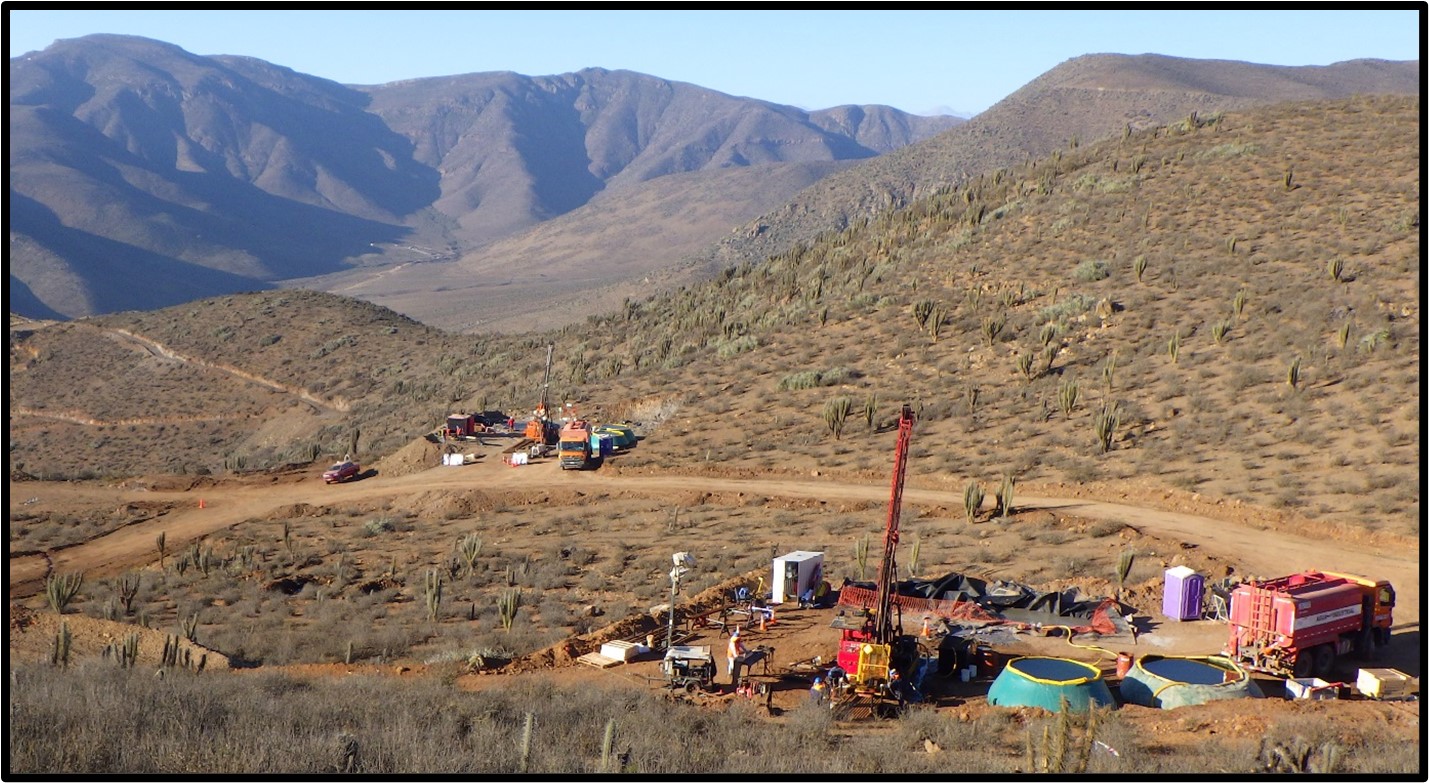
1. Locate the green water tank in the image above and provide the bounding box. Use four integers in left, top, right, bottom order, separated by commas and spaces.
987, 656, 1116, 712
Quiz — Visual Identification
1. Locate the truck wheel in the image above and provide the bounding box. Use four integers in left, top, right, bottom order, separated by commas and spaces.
1311, 645, 1336, 678
1292, 653, 1314, 679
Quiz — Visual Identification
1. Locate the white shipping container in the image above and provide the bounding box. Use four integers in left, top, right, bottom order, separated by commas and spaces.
771, 551, 824, 604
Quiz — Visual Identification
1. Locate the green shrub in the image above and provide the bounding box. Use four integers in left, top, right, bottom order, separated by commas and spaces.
364, 518, 397, 536
1039, 294, 1096, 324
1073, 260, 1111, 282
777, 368, 852, 390
716, 335, 758, 358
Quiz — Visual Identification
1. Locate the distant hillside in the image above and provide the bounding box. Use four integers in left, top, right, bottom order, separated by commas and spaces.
357, 68, 956, 247
687, 54, 1421, 278
8, 35, 957, 320
8, 35, 437, 317
11, 95, 1419, 546
307, 160, 855, 334
287, 54, 1419, 334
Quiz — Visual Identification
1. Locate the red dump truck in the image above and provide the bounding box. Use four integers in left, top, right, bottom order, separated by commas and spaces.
1225, 570, 1394, 678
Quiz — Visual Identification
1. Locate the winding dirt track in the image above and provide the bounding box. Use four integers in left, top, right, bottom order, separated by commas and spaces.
9, 461, 1418, 632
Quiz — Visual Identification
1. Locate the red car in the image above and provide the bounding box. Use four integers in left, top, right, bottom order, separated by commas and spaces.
323, 461, 360, 484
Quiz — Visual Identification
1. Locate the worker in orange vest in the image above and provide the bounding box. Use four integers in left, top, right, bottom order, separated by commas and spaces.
727, 628, 747, 685
810, 676, 828, 706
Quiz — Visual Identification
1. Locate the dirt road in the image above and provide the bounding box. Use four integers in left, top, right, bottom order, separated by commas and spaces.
9, 460, 1420, 631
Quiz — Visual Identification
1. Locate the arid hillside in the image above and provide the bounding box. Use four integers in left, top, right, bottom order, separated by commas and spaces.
688, 54, 1420, 285
9, 95, 1420, 541
315, 55, 1423, 334
6, 95, 1420, 779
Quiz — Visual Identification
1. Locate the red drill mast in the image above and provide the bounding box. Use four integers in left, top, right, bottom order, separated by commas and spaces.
872, 404, 915, 644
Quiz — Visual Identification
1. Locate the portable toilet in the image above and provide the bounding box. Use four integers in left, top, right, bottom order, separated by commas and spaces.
771, 551, 824, 604
1163, 566, 1204, 621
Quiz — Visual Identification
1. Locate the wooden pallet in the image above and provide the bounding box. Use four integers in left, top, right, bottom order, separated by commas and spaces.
577, 652, 622, 669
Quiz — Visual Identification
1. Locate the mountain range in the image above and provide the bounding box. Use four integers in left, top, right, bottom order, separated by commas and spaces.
7, 35, 1419, 330
7, 34, 957, 321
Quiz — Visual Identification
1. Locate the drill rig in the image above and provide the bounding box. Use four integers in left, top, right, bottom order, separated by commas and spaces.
523, 343, 559, 446
830, 404, 921, 711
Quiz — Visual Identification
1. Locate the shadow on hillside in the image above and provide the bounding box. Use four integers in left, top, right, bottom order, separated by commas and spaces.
9, 192, 278, 318
6, 275, 68, 321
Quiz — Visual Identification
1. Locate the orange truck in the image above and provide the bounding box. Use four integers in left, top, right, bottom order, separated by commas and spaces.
1225, 570, 1395, 679
558, 420, 594, 470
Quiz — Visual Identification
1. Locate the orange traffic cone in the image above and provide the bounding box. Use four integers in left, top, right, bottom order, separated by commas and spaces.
921, 616, 931, 638
198, 498, 206, 509
759, 612, 767, 632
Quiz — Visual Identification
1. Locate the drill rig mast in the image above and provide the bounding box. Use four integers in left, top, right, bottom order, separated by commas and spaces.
524, 343, 557, 445
873, 403, 916, 646
832, 404, 920, 700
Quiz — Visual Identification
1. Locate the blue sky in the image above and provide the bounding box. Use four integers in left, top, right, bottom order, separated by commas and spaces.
7, 8, 1421, 116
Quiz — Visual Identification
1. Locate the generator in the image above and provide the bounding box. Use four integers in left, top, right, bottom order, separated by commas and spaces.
662, 645, 716, 693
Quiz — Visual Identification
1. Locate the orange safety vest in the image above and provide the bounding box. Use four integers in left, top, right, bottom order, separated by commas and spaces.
728, 636, 745, 659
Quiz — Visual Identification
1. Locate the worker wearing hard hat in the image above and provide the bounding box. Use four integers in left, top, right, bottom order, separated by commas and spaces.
889, 669, 911, 709
810, 676, 828, 706
727, 628, 747, 685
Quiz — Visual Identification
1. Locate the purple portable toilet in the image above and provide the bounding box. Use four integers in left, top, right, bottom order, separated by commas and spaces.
1162, 566, 1204, 621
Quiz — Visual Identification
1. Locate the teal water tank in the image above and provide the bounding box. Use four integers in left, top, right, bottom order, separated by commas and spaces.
987, 657, 1116, 712
1119, 654, 1263, 710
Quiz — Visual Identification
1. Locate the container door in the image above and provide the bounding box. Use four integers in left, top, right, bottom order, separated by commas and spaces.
784, 561, 801, 602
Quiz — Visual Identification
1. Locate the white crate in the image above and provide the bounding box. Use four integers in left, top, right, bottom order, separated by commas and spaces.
1357, 668, 1415, 699
1284, 677, 1336, 700
600, 640, 638, 662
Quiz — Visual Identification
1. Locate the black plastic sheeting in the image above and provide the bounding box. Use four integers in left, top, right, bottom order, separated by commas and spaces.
841, 571, 1129, 624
